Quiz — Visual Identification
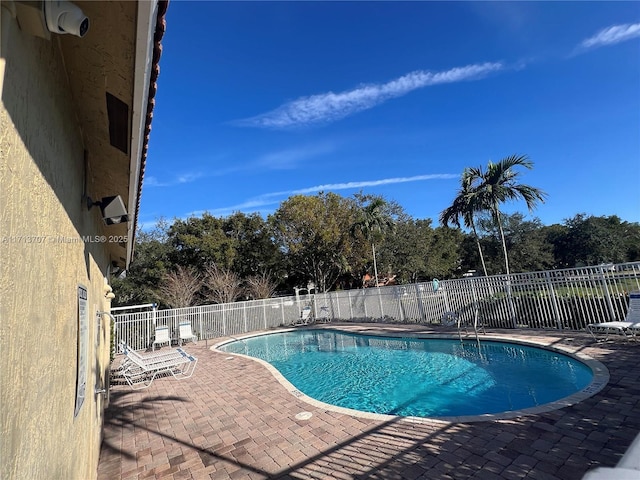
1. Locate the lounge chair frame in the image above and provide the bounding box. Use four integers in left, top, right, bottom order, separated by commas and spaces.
587, 292, 640, 341
115, 341, 184, 371
119, 344, 197, 390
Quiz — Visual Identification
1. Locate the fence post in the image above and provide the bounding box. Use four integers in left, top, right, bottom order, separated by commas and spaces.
312, 292, 317, 318
149, 307, 155, 348
443, 282, 451, 313
222, 305, 226, 336
243, 302, 248, 333
263, 299, 267, 329
545, 271, 563, 329
397, 287, 405, 322
506, 277, 517, 329
363, 290, 368, 319
598, 267, 617, 321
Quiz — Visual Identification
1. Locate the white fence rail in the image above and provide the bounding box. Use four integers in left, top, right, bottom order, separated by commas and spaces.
114, 262, 640, 351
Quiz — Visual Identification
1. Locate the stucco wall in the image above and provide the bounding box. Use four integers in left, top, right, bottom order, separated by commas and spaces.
1, 10, 113, 480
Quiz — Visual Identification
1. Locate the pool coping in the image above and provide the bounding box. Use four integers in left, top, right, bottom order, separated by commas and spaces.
212, 325, 610, 424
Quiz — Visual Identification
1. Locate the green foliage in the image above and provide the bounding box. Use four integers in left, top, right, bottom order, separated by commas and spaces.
380, 218, 432, 283
269, 192, 358, 292
168, 213, 236, 269
111, 224, 172, 307
553, 214, 640, 267
351, 195, 397, 285
477, 213, 554, 274
440, 168, 490, 276
469, 154, 546, 275
223, 212, 285, 279
113, 191, 638, 307
426, 226, 465, 278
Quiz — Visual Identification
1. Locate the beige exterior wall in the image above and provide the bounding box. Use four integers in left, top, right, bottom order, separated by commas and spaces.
1, 10, 113, 480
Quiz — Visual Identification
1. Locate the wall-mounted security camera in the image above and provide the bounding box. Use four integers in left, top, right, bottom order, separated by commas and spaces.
44, 0, 89, 38
87, 195, 129, 225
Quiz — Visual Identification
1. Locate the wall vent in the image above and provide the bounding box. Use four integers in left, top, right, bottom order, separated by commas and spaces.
106, 92, 129, 154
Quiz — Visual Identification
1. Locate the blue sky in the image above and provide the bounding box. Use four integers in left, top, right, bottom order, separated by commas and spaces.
141, 1, 640, 230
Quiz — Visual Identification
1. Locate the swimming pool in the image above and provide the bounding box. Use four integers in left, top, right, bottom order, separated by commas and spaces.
218, 329, 606, 420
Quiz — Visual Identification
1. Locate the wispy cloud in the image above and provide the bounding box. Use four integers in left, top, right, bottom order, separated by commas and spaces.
196, 173, 458, 218
282, 174, 459, 196
145, 172, 204, 188
579, 23, 640, 50
235, 62, 503, 129
255, 143, 336, 170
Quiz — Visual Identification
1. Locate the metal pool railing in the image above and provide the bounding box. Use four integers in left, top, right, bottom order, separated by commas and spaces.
113, 262, 640, 351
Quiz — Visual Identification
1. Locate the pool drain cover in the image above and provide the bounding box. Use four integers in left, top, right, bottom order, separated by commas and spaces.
295, 411, 313, 420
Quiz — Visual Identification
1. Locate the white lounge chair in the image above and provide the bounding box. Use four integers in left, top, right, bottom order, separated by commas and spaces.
115, 341, 184, 371
152, 325, 171, 351
293, 306, 313, 326
120, 344, 197, 390
587, 292, 640, 341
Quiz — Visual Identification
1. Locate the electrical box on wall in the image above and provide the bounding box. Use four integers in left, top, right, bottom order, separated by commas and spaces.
15, 1, 52, 40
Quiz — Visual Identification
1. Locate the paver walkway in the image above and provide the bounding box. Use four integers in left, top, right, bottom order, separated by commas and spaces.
98, 325, 640, 479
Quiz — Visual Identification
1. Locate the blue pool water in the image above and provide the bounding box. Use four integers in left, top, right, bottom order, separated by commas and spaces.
219, 329, 593, 418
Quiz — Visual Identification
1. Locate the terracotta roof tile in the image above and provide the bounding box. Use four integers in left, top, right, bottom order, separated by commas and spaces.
132, 0, 169, 250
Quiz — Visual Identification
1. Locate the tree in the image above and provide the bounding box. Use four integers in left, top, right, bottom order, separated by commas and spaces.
111, 220, 172, 307
203, 264, 244, 304
540, 223, 570, 269
477, 213, 554, 273
269, 193, 358, 292
167, 213, 236, 269
426, 226, 466, 278
245, 272, 279, 299
470, 154, 546, 275
440, 168, 489, 276
556, 214, 638, 267
223, 212, 285, 281
351, 196, 395, 287
159, 265, 202, 307
379, 218, 432, 283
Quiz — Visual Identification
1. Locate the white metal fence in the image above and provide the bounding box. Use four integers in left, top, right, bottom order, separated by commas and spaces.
113, 262, 640, 351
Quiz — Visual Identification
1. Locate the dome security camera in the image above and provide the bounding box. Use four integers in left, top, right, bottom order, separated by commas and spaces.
44, 0, 89, 38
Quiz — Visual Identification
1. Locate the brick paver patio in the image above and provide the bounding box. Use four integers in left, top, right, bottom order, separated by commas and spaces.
98, 324, 640, 479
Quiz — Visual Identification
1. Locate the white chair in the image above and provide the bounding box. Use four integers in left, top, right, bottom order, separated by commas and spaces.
587, 292, 640, 341
179, 321, 198, 346
317, 305, 331, 323
293, 306, 313, 326
152, 325, 171, 351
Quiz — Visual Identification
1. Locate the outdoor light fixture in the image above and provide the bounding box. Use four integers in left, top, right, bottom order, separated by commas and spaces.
87, 195, 129, 225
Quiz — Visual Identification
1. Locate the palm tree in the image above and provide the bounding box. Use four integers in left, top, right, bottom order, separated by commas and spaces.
440, 168, 489, 277
351, 197, 394, 287
471, 154, 547, 275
